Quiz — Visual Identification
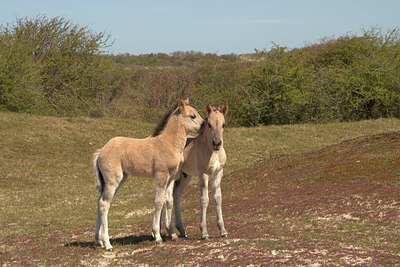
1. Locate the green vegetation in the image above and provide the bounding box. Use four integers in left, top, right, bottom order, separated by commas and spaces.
1, 16, 400, 125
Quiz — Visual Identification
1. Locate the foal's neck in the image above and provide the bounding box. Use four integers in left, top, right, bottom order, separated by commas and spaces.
159, 114, 187, 151
201, 126, 218, 153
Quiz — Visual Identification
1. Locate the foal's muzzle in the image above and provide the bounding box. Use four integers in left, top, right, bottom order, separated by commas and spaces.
212, 141, 222, 151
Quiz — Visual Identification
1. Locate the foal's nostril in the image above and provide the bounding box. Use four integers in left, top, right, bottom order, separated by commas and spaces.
213, 141, 222, 150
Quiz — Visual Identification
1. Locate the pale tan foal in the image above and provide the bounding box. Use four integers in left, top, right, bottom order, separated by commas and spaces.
93, 99, 203, 251
168, 104, 228, 240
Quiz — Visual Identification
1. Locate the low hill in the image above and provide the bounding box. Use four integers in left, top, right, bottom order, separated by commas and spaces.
119, 132, 399, 265
0, 113, 399, 265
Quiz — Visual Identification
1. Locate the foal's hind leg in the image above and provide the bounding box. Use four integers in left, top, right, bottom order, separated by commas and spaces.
95, 195, 104, 248
96, 172, 125, 251
96, 184, 119, 251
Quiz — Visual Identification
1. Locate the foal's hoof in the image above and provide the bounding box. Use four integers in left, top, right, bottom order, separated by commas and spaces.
105, 244, 113, 251
221, 234, 228, 238
155, 239, 163, 245
95, 240, 105, 249
95, 243, 105, 249
202, 236, 209, 241
179, 234, 188, 239
171, 233, 179, 241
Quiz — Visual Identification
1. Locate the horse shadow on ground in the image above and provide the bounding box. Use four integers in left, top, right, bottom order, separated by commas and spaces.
64, 234, 154, 250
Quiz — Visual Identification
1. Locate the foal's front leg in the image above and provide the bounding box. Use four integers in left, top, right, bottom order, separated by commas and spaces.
212, 169, 228, 238
199, 173, 210, 240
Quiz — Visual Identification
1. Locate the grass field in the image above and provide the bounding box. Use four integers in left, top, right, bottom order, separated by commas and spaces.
0, 112, 399, 265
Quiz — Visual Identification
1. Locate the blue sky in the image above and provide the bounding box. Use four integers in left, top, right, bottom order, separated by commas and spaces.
1, 0, 399, 55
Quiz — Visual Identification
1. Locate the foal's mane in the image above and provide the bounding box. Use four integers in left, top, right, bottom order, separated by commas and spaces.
152, 103, 179, 137
199, 118, 208, 135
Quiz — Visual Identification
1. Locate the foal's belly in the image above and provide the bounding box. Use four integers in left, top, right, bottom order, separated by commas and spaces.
124, 155, 182, 178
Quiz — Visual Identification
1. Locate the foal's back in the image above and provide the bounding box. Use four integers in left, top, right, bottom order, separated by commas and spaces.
98, 136, 157, 178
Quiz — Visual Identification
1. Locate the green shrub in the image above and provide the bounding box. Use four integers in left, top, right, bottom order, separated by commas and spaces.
190, 58, 252, 125
241, 27, 400, 125
0, 15, 117, 116
109, 67, 193, 121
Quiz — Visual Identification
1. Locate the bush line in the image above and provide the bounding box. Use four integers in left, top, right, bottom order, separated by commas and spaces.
1, 17, 399, 126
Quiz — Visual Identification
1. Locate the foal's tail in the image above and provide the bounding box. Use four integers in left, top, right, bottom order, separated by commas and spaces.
93, 149, 105, 194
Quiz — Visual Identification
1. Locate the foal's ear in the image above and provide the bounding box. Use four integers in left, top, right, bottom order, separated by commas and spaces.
184, 98, 190, 105
221, 104, 228, 115
206, 104, 213, 115
179, 99, 186, 112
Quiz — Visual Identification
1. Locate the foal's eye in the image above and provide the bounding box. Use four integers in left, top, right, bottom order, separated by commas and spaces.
222, 123, 225, 128
190, 114, 196, 119
208, 122, 211, 128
